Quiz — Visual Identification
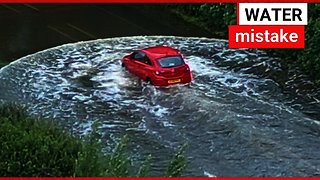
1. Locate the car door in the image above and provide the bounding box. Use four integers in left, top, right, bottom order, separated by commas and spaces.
122, 53, 134, 74
125, 51, 143, 76
132, 51, 153, 80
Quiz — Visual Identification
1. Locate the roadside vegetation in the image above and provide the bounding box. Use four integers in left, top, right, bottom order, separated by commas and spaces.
0, 104, 187, 177
168, 3, 320, 84
167, 4, 236, 39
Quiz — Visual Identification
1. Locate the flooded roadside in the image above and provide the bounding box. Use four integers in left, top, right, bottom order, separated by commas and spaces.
1, 36, 319, 176
1, 4, 319, 176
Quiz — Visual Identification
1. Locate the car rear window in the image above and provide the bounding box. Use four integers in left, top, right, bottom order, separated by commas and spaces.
158, 56, 184, 68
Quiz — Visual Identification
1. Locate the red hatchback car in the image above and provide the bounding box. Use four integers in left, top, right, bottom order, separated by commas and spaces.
121, 46, 192, 86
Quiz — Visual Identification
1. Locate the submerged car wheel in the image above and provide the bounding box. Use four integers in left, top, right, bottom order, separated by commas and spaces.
121, 62, 127, 69
145, 77, 153, 85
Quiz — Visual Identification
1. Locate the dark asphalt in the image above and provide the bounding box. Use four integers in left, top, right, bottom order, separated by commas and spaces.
0, 4, 213, 62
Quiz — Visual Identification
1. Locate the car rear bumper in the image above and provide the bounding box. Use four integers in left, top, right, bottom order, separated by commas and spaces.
152, 73, 192, 86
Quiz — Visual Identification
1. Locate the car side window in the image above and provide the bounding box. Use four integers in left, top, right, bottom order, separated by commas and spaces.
132, 51, 152, 66
133, 52, 144, 60
142, 56, 152, 66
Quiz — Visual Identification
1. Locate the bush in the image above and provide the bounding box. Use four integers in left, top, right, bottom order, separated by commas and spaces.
168, 3, 236, 38
169, 3, 320, 83
265, 4, 320, 82
74, 131, 134, 177
0, 104, 82, 176
0, 104, 187, 177
298, 4, 320, 81
166, 143, 187, 177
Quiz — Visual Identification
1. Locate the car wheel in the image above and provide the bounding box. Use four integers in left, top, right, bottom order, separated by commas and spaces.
145, 77, 153, 85
121, 62, 126, 68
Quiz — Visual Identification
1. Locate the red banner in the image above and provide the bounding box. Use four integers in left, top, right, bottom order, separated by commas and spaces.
1, 178, 320, 180
228, 25, 305, 48
0, 0, 319, 3
1, 178, 320, 179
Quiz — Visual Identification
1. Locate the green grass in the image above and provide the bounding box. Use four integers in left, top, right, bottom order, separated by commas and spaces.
0, 104, 81, 176
0, 104, 187, 177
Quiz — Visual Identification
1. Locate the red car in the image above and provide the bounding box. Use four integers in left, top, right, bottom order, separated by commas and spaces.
121, 46, 192, 86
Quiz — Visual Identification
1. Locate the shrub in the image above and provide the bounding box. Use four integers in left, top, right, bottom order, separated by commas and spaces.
0, 104, 82, 176
169, 3, 320, 83
0, 104, 187, 176
168, 3, 236, 38
166, 143, 187, 177
74, 132, 133, 177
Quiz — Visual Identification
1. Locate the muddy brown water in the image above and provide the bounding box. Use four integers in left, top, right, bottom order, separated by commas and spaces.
0, 36, 320, 176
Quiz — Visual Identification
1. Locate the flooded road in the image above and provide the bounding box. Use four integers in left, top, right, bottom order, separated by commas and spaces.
0, 36, 320, 176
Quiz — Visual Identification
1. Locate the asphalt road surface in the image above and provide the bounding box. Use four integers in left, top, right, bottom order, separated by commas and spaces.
0, 4, 213, 62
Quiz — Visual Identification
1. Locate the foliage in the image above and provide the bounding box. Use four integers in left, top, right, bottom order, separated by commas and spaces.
297, 4, 320, 81
266, 4, 320, 82
102, 136, 132, 176
0, 104, 187, 177
0, 104, 82, 176
170, 3, 320, 83
73, 122, 105, 176
168, 3, 236, 38
137, 154, 152, 177
166, 143, 188, 177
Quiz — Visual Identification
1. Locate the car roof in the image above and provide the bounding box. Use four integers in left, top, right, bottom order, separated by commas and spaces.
141, 46, 180, 60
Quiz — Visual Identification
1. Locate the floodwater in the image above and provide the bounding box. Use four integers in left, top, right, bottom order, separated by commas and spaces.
0, 36, 320, 176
